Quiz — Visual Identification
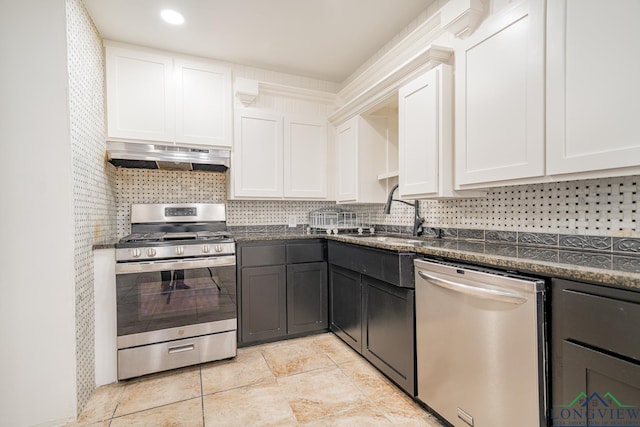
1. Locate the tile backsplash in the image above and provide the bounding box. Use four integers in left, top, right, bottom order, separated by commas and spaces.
115, 168, 334, 236
67, 0, 116, 414
115, 169, 639, 239
417, 175, 639, 237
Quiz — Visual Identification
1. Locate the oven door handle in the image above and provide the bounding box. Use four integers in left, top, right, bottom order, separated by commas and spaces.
116, 256, 236, 274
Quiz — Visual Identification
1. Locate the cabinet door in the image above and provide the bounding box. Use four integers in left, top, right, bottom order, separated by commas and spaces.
329, 265, 362, 353
105, 45, 174, 143
174, 59, 231, 148
455, 0, 545, 186
287, 262, 328, 335
240, 265, 286, 344
233, 109, 283, 198
552, 341, 640, 424
284, 115, 327, 199
362, 276, 415, 396
547, 0, 640, 176
398, 66, 444, 198
335, 118, 358, 202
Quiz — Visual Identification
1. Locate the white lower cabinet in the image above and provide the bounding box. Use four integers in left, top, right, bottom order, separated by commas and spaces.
546, 0, 640, 176
454, 0, 545, 187
231, 109, 327, 199
335, 116, 389, 204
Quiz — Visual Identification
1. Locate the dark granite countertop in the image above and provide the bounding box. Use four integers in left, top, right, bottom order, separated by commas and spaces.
233, 232, 640, 291
93, 243, 116, 250
233, 230, 329, 241
97, 231, 640, 291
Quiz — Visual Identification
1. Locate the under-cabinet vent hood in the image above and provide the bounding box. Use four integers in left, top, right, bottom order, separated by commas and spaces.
106, 141, 230, 172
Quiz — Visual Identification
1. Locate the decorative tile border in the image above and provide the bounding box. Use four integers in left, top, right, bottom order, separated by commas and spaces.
559, 235, 612, 251
238, 222, 640, 258
518, 232, 558, 246
367, 225, 640, 256
485, 230, 517, 243
612, 255, 640, 273
458, 228, 485, 240
559, 251, 612, 270
613, 238, 640, 254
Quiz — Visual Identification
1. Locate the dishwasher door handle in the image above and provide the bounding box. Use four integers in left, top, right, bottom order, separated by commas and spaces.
417, 270, 527, 305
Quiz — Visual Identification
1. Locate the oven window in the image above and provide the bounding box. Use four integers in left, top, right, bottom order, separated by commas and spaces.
116, 265, 236, 337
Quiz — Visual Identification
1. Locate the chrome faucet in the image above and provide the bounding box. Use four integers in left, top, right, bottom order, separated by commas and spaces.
383, 184, 424, 237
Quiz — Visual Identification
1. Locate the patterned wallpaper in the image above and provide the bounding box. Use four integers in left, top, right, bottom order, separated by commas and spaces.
67, 0, 117, 415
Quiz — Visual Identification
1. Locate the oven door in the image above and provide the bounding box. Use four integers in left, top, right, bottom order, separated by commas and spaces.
115, 256, 236, 349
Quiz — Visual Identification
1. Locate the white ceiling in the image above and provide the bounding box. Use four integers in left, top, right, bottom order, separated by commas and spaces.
83, 0, 436, 83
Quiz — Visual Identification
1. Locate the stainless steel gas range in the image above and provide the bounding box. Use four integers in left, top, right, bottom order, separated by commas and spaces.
115, 203, 236, 380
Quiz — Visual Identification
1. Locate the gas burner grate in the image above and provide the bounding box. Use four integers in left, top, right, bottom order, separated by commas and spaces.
120, 232, 166, 243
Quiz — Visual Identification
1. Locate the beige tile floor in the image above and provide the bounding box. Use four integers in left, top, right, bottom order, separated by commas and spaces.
67, 333, 445, 427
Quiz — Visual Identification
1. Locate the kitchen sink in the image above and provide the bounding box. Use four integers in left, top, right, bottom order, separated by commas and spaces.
350, 235, 429, 246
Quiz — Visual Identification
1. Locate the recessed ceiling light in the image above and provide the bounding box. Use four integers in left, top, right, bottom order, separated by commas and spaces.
160, 9, 184, 25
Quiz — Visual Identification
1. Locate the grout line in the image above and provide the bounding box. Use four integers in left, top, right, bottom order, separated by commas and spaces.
108, 397, 203, 423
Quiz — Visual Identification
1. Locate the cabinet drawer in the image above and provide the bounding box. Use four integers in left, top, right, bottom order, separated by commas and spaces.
241, 244, 286, 267
287, 240, 326, 264
117, 331, 236, 380
328, 241, 415, 288
560, 285, 640, 361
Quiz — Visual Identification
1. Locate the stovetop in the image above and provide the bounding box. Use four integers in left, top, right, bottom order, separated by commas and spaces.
119, 231, 233, 244
116, 203, 235, 261
115, 234, 235, 261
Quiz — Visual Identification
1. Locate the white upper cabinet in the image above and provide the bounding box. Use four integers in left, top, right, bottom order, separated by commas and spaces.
336, 118, 358, 202
335, 115, 389, 204
455, 0, 545, 187
399, 64, 485, 199
232, 109, 327, 199
546, 0, 640, 176
399, 67, 440, 197
284, 115, 327, 199
233, 109, 283, 198
106, 45, 174, 143
174, 59, 232, 147
105, 42, 232, 148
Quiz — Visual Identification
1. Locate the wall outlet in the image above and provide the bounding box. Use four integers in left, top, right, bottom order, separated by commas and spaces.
288, 214, 297, 228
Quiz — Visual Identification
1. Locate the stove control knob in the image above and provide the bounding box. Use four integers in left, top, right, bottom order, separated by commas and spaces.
175, 247, 184, 255
202, 245, 210, 254
147, 248, 157, 257
130, 248, 141, 258
215, 244, 223, 253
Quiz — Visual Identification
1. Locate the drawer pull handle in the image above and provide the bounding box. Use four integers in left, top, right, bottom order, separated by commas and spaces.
168, 344, 195, 354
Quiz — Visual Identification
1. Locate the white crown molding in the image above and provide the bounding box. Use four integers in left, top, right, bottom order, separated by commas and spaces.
234, 77, 336, 107
337, 10, 446, 104
328, 44, 453, 125
440, 0, 485, 39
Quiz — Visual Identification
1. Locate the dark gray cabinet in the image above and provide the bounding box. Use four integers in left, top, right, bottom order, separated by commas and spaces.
551, 279, 640, 423
328, 240, 416, 396
363, 276, 415, 396
241, 264, 287, 343
329, 265, 362, 352
287, 262, 328, 335
238, 239, 328, 345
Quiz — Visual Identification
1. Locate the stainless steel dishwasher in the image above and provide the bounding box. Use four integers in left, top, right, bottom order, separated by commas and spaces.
414, 258, 547, 427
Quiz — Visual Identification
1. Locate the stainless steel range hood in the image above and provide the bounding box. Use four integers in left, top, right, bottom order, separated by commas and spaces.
107, 141, 230, 172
